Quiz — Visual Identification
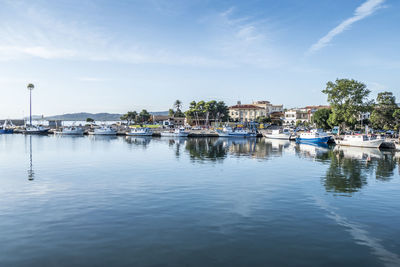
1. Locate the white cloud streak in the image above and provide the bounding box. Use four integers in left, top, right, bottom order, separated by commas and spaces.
308, 0, 385, 54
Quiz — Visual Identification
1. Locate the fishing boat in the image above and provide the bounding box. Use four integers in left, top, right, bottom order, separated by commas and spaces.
0, 120, 14, 134
217, 126, 251, 138
127, 127, 153, 136
262, 128, 291, 140
24, 126, 50, 134
161, 127, 189, 137
335, 134, 384, 148
296, 129, 330, 143
56, 126, 85, 135
89, 126, 117, 135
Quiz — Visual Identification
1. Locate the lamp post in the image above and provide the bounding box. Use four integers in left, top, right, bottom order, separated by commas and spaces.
27, 83, 34, 126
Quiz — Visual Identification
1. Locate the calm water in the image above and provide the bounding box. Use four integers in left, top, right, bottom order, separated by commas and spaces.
1, 135, 400, 267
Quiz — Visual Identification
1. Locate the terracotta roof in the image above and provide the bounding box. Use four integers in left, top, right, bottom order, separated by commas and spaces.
229, 104, 264, 109
305, 105, 330, 109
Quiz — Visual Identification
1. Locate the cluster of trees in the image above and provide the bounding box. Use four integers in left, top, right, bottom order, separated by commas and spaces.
313, 78, 399, 131
185, 100, 229, 125
169, 100, 185, 117
120, 110, 151, 124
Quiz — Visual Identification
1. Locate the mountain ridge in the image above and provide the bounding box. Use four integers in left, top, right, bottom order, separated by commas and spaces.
45, 111, 169, 121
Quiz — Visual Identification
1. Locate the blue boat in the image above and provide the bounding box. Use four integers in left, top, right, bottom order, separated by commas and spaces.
0, 129, 13, 134
296, 129, 330, 144
0, 120, 14, 134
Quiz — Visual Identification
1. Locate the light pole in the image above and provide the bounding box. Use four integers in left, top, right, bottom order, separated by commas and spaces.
27, 83, 34, 126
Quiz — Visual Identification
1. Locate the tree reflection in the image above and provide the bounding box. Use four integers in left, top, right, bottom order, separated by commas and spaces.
375, 152, 396, 181
185, 138, 227, 162
321, 147, 396, 194
323, 150, 368, 193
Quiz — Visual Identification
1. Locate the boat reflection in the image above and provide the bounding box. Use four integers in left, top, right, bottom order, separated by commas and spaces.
124, 136, 152, 147
295, 142, 330, 160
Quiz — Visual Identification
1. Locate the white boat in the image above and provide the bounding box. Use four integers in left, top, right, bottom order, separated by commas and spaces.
24, 126, 50, 134
262, 128, 291, 140
335, 134, 384, 148
127, 127, 153, 136
90, 126, 117, 135
217, 126, 250, 138
57, 126, 85, 135
161, 127, 189, 137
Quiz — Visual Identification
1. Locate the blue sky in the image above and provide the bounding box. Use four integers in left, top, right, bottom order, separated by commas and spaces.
0, 0, 399, 117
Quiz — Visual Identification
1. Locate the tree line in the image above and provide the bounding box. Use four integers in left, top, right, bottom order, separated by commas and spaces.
313, 78, 399, 131
120, 99, 230, 125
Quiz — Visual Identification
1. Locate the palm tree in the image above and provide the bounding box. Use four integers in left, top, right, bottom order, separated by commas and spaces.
27, 83, 35, 126
174, 100, 182, 112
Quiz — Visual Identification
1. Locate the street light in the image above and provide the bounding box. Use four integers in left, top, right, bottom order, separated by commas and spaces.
27, 83, 34, 126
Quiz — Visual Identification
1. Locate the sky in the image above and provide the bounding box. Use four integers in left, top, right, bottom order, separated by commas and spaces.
0, 0, 399, 118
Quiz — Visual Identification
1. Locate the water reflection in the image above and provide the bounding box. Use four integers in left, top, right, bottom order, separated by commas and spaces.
321, 147, 396, 194
124, 136, 152, 147
185, 138, 227, 162
28, 135, 34, 181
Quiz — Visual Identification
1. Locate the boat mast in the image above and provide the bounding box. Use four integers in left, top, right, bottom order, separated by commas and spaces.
27, 83, 34, 126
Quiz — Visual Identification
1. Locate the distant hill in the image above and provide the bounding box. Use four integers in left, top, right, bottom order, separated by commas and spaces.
45, 111, 169, 121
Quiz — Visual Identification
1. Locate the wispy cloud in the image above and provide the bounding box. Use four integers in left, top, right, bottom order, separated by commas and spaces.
308, 0, 385, 54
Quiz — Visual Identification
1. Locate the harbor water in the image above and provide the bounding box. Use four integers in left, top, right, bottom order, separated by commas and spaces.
0, 135, 399, 266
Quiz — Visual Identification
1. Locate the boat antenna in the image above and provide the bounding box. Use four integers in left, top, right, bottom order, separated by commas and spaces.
27, 83, 35, 127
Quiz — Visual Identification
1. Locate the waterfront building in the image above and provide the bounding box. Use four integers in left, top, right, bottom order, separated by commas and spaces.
284, 108, 308, 125
229, 102, 266, 122
252, 101, 284, 115
152, 115, 186, 127
229, 100, 284, 122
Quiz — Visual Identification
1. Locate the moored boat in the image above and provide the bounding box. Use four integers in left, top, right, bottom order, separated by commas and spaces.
127, 127, 153, 136
56, 126, 85, 135
335, 134, 384, 148
24, 126, 50, 134
90, 126, 117, 135
161, 127, 189, 137
0, 120, 14, 134
217, 126, 251, 138
296, 129, 330, 143
262, 128, 291, 140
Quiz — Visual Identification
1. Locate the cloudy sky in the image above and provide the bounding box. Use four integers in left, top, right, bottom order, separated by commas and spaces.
0, 0, 399, 117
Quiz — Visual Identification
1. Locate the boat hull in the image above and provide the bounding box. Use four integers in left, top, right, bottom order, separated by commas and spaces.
336, 139, 384, 148
263, 133, 290, 140
296, 136, 330, 144
0, 129, 14, 134
127, 133, 153, 136
24, 129, 50, 134
161, 132, 189, 137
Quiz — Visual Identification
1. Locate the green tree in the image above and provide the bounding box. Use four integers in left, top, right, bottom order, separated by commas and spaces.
370, 91, 397, 130
322, 79, 373, 129
168, 109, 175, 117
174, 100, 182, 112
137, 109, 151, 123
257, 116, 271, 124
86, 118, 94, 123
120, 111, 137, 125
392, 109, 400, 130
312, 108, 332, 130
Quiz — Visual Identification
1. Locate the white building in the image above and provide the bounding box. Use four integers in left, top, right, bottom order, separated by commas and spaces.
284, 108, 308, 125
